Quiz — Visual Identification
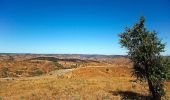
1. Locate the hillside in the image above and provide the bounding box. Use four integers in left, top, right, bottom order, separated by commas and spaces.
0, 54, 169, 100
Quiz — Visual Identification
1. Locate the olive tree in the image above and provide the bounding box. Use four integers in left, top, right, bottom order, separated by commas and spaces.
119, 17, 170, 100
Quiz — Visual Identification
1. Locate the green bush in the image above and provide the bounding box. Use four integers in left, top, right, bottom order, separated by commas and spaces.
32, 70, 44, 76
53, 61, 65, 69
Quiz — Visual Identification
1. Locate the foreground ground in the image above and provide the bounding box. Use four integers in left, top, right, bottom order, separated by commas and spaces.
0, 55, 170, 100
1, 66, 170, 100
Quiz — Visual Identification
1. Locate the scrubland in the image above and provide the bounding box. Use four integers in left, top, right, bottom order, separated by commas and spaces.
0, 55, 169, 100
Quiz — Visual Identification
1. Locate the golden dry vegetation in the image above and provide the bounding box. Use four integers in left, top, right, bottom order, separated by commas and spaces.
0, 55, 170, 100
0, 61, 56, 78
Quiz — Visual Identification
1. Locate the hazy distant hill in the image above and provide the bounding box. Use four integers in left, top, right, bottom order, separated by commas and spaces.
0, 53, 126, 61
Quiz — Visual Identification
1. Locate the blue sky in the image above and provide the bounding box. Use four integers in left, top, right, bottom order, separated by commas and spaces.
0, 0, 170, 55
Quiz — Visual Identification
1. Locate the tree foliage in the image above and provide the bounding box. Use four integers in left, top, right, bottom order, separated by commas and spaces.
119, 17, 170, 99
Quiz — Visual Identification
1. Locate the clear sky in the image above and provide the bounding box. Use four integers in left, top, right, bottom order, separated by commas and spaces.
0, 0, 170, 55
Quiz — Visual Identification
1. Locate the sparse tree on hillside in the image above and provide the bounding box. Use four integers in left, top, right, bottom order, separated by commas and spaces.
119, 17, 170, 100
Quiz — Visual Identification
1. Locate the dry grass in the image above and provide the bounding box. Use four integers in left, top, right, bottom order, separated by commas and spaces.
65, 65, 132, 78
0, 55, 170, 100
1, 65, 165, 100
0, 61, 55, 78
0, 75, 150, 100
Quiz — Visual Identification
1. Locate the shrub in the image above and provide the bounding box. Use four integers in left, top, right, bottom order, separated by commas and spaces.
53, 61, 65, 69
32, 70, 44, 76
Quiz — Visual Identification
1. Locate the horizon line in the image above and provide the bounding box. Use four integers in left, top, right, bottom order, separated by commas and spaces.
0, 52, 127, 56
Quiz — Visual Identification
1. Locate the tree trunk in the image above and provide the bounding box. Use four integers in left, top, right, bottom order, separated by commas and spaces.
147, 78, 161, 100
145, 63, 161, 100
